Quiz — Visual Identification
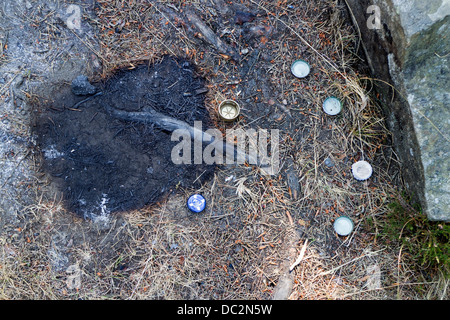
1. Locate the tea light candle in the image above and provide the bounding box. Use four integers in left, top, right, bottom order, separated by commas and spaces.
352, 160, 373, 181
291, 60, 310, 78
322, 97, 342, 115
333, 216, 354, 236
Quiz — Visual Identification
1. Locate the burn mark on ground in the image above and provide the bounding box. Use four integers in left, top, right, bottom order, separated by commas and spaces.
32, 56, 215, 219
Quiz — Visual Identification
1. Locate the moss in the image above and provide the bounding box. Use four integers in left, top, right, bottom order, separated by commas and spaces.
382, 191, 450, 277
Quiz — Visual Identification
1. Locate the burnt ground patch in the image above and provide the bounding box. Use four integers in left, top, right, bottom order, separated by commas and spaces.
31, 56, 215, 219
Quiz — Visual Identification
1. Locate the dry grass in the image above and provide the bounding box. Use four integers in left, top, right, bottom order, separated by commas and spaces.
0, 0, 447, 300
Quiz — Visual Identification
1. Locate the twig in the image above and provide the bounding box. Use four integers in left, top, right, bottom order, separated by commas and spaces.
342, 0, 362, 54
397, 244, 404, 299
316, 248, 385, 277
285, 210, 294, 226
72, 91, 103, 109
289, 239, 309, 272
434, 52, 450, 58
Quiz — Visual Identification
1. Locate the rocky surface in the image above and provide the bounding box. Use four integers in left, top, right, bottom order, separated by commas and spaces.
345, 0, 450, 220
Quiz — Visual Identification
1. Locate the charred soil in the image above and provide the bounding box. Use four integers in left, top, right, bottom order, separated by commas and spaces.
31, 56, 215, 219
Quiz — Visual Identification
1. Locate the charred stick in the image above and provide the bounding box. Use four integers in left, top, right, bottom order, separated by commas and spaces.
105, 106, 261, 166
72, 91, 103, 109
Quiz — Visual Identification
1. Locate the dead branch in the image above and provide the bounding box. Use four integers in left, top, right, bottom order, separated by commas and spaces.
183, 8, 240, 61
286, 158, 300, 199
289, 239, 309, 272
105, 105, 266, 167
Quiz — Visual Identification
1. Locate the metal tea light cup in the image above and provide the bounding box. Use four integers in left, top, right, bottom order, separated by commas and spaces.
218, 100, 240, 121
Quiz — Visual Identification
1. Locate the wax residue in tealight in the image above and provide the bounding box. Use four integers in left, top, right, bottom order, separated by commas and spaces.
292, 61, 310, 78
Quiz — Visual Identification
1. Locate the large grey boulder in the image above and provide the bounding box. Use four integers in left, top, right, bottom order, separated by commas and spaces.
345, 0, 449, 220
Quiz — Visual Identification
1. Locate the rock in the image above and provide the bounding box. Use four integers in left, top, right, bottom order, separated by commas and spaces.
71, 75, 96, 96
324, 157, 334, 168
240, 48, 249, 55
234, 11, 256, 25
345, 0, 449, 220
194, 87, 208, 95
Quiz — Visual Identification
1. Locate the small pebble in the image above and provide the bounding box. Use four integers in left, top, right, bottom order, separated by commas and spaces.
235, 11, 256, 25
71, 75, 97, 96
324, 157, 335, 167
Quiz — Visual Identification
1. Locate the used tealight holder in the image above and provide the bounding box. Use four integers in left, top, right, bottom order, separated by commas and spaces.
218, 100, 240, 121
351, 160, 373, 181
291, 59, 310, 78
333, 216, 354, 236
187, 194, 206, 213
322, 97, 342, 115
